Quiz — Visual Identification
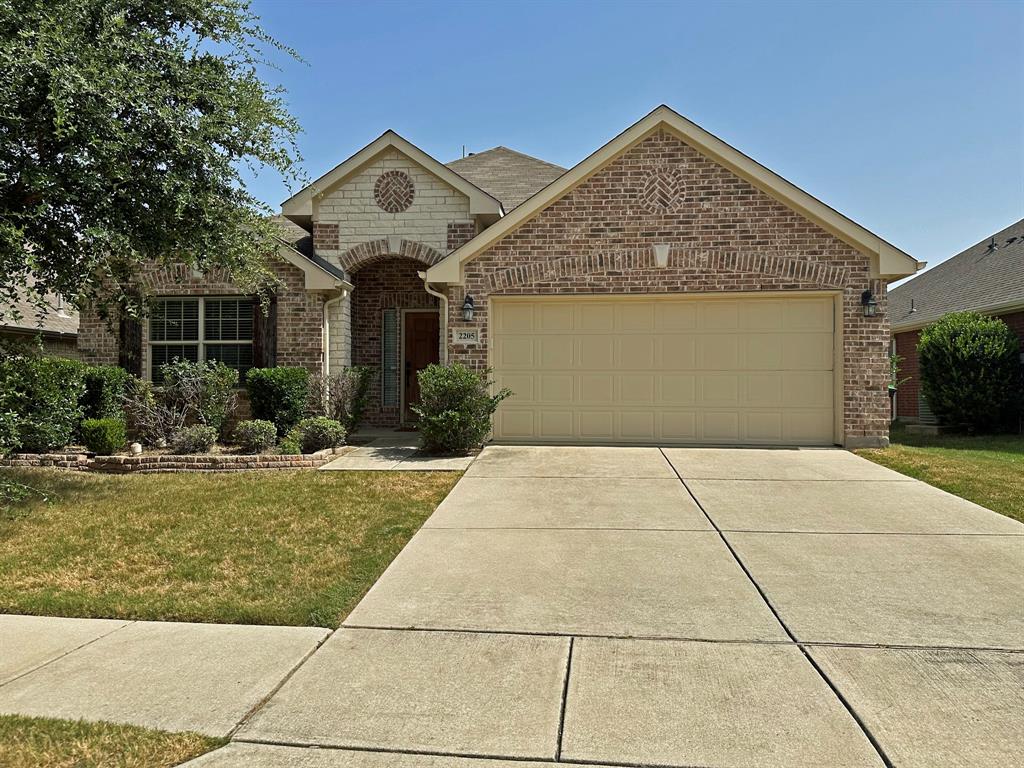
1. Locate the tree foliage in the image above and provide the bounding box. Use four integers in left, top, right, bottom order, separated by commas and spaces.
0, 0, 303, 322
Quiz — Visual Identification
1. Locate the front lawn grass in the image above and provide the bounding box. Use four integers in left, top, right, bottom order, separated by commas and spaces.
0, 469, 458, 626
0, 714, 222, 768
857, 427, 1024, 523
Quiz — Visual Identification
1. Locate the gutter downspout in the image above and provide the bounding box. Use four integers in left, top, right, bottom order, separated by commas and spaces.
420, 274, 448, 364
322, 282, 353, 376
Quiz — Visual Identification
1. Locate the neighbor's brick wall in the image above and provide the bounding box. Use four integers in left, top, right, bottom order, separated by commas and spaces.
894, 329, 921, 419
351, 257, 438, 426
313, 147, 471, 261
77, 254, 325, 376
445, 128, 891, 446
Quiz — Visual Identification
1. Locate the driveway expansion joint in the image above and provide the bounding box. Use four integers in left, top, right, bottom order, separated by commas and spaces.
659, 448, 896, 768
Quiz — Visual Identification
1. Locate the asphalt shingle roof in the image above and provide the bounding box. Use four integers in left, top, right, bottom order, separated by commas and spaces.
0, 285, 79, 337
271, 216, 347, 280
446, 147, 566, 211
890, 218, 1024, 330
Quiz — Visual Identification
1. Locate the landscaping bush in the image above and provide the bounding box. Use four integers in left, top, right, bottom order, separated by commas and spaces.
80, 418, 127, 455
307, 366, 375, 434
234, 419, 277, 454
81, 365, 132, 420
412, 363, 512, 454
286, 417, 346, 454
0, 411, 17, 457
161, 359, 238, 435
122, 377, 187, 446
0, 355, 86, 452
918, 311, 1022, 431
170, 425, 218, 454
247, 367, 309, 436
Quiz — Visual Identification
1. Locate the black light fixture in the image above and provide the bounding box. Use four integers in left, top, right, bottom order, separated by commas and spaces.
861, 289, 878, 318
461, 294, 475, 322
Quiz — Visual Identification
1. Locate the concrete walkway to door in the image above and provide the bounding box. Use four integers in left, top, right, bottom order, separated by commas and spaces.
203, 446, 1023, 768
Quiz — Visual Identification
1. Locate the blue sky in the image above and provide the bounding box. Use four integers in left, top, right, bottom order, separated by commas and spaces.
248, 0, 1023, 273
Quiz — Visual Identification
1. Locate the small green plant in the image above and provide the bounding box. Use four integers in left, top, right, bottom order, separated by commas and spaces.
0, 355, 86, 452
80, 418, 127, 455
918, 311, 1022, 431
170, 425, 218, 454
889, 353, 911, 390
81, 365, 132, 420
246, 367, 310, 436
234, 419, 277, 454
286, 417, 346, 454
413, 363, 512, 454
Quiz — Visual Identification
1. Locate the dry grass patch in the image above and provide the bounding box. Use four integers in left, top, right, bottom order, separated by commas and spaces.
0, 469, 458, 626
0, 714, 222, 768
858, 428, 1024, 523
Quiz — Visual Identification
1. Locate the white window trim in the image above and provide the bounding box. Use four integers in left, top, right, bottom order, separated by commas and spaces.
147, 296, 254, 381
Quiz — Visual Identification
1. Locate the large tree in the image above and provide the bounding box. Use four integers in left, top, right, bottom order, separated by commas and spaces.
0, 0, 302, 321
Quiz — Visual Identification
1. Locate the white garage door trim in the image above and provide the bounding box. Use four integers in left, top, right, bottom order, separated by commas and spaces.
489, 292, 844, 446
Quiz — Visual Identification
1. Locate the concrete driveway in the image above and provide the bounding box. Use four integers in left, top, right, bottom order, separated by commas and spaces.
215, 446, 1023, 768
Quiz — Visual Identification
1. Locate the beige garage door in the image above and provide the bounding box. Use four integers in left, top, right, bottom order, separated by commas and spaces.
491, 294, 837, 446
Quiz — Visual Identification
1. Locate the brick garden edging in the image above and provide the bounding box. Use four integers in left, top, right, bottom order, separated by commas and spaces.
0, 447, 349, 474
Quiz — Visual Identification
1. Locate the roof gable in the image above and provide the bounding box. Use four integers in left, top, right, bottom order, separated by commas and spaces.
281, 131, 502, 226
445, 147, 565, 210
890, 217, 1024, 331
426, 105, 920, 284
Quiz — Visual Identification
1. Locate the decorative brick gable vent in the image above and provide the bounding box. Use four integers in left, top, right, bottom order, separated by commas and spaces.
640, 166, 685, 213
374, 170, 415, 213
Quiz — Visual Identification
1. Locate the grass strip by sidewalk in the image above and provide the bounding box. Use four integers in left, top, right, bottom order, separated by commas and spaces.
857, 428, 1024, 523
0, 714, 223, 768
0, 469, 458, 627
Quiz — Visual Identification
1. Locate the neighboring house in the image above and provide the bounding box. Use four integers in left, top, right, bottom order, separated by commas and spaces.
77, 105, 919, 447
889, 218, 1024, 422
1, 286, 79, 358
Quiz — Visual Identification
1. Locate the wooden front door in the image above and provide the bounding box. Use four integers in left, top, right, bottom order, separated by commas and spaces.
403, 311, 440, 422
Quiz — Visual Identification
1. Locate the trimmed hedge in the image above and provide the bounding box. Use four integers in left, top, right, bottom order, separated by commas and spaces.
81, 365, 132, 420
0, 355, 86, 452
170, 425, 218, 454
288, 417, 346, 454
918, 311, 1022, 430
81, 418, 127, 455
234, 419, 277, 454
246, 367, 309, 436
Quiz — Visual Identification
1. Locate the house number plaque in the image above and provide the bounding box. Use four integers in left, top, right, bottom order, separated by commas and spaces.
452, 327, 480, 345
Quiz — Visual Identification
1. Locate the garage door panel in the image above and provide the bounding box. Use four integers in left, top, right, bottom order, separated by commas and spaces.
491, 296, 835, 446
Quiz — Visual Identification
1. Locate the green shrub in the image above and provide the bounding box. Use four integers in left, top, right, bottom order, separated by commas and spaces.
412, 363, 512, 454
161, 359, 238, 435
246, 367, 309, 436
81, 365, 132, 420
918, 311, 1022, 430
0, 411, 18, 457
0, 355, 86, 452
288, 417, 346, 454
80, 418, 127, 455
234, 419, 277, 454
170, 425, 218, 454
278, 430, 301, 455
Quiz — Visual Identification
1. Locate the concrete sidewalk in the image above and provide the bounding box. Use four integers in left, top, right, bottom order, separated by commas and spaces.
319, 431, 475, 471
0, 616, 328, 737
230, 445, 1023, 768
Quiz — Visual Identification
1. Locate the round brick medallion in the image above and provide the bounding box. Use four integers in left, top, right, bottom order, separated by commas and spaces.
640, 167, 684, 213
374, 170, 415, 213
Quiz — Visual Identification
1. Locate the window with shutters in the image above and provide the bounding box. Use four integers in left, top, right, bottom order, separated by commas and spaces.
148, 297, 254, 382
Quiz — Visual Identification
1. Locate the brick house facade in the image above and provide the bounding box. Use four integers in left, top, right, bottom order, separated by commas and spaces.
77, 106, 918, 444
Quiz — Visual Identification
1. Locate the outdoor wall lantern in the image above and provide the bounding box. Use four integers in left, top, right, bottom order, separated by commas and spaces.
462, 294, 475, 322
861, 290, 878, 318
